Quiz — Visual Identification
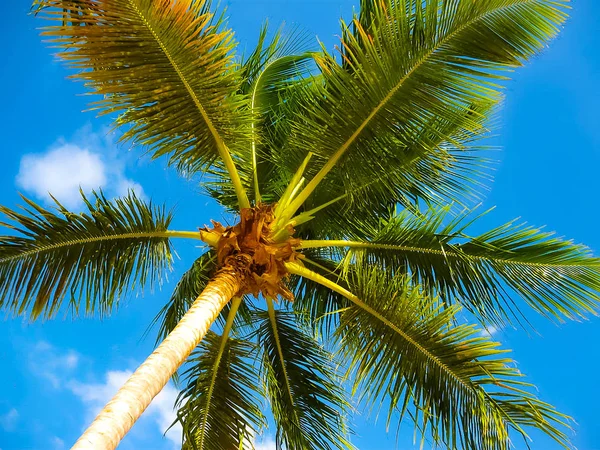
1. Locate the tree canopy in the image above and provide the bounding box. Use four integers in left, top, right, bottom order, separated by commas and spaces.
2, 0, 595, 448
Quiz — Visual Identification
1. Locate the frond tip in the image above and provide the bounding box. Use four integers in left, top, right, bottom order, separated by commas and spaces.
35, 0, 251, 208
0, 191, 173, 319
339, 267, 573, 450
285, 262, 573, 450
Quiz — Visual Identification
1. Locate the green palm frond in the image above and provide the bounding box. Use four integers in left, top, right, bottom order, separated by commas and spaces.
353, 0, 389, 34
288, 254, 350, 335
36, 0, 250, 207
277, 0, 567, 226
286, 262, 571, 450
0, 192, 173, 319
295, 100, 496, 240
209, 24, 316, 208
338, 267, 571, 450
254, 302, 353, 450
239, 24, 314, 104
303, 207, 600, 326
176, 329, 266, 450
247, 50, 315, 204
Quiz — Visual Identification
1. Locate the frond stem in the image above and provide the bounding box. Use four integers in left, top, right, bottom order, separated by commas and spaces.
249, 56, 291, 204
285, 262, 475, 392
0, 230, 211, 265
273, 152, 313, 221
198, 295, 242, 449
301, 257, 341, 277
251, 123, 261, 204
266, 297, 297, 411
283, 0, 540, 218
250, 85, 262, 204
168, 230, 217, 246
127, 0, 250, 210
300, 240, 596, 269
272, 193, 347, 241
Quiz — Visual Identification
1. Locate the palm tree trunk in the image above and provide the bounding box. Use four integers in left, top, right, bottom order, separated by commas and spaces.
71, 268, 241, 450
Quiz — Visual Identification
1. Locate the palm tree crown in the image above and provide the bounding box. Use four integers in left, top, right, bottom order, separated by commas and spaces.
2, 0, 597, 449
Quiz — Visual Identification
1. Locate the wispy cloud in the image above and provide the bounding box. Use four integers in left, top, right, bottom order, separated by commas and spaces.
481, 325, 499, 337
16, 145, 107, 209
68, 370, 182, 448
0, 408, 19, 432
16, 125, 144, 209
51, 436, 65, 449
67, 370, 132, 413
254, 435, 277, 450
29, 341, 80, 389
26, 341, 181, 448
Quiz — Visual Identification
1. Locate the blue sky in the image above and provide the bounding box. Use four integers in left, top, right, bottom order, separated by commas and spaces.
1, 1, 599, 449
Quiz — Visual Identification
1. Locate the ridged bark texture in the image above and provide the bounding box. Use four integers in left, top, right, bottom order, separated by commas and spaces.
71, 268, 241, 450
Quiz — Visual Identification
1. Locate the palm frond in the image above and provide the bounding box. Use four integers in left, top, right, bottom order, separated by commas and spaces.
254, 303, 353, 450
294, 100, 496, 240
339, 267, 571, 450
239, 24, 314, 103
0, 191, 173, 319
286, 262, 571, 450
244, 27, 315, 206
176, 329, 266, 450
36, 0, 250, 207
288, 253, 350, 335
304, 207, 600, 326
277, 0, 567, 226
208, 23, 316, 208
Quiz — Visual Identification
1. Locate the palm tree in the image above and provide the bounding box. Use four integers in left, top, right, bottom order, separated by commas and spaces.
2, 0, 597, 448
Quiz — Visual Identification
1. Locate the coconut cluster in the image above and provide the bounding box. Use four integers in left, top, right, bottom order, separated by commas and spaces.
206, 205, 301, 301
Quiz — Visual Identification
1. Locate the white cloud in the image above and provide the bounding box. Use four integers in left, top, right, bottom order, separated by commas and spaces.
16, 126, 144, 209
17, 145, 107, 209
254, 435, 277, 450
68, 370, 181, 448
29, 341, 80, 389
51, 436, 65, 449
25, 341, 180, 448
115, 178, 145, 198
67, 370, 131, 410
481, 325, 499, 337
0, 408, 19, 432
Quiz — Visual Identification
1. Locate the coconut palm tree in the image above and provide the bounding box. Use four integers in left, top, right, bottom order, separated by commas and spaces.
2, 0, 597, 448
